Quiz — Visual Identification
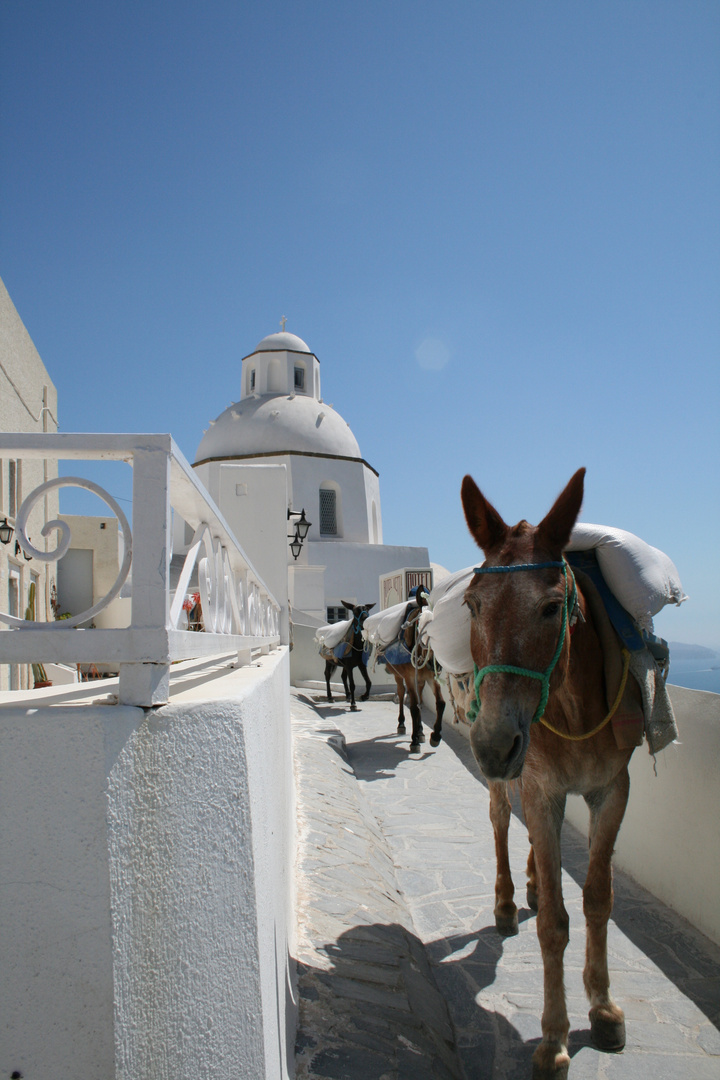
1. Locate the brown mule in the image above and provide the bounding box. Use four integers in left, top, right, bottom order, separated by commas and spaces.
461, 469, 632, 1079
383, 589, 445, 753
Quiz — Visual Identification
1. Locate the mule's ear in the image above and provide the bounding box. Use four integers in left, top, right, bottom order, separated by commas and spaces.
537, 468, 586, 553
364, 603, 376, 611
461, 475, 508, 553
341, 601, 354, 611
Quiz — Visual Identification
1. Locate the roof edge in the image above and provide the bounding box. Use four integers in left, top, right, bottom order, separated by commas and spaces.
194, 447, 379, 478
240, 348, 320, 364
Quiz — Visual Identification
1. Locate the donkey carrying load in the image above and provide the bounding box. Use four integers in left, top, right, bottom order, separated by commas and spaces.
422, 469, 683, 1078
363, 586, 445, 753
315, 602, 374, 710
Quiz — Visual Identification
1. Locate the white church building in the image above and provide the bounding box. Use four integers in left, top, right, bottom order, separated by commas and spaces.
187, 329, 432, 680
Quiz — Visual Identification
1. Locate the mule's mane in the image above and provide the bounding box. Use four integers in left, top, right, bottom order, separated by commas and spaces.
511, 520, 532, 537
486, 520, 535, 564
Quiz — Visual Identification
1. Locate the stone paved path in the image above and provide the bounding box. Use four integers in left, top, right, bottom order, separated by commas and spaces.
292, 691, 720, 1080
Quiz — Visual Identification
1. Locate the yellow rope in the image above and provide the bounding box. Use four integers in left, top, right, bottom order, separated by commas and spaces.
538, 648, 631, 741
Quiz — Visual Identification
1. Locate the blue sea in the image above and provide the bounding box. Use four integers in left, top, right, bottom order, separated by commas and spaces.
667, 657, 720, 695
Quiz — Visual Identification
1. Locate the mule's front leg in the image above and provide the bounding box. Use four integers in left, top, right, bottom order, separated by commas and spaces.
488, 781, 517, 934
347, 667, 358, 711
583, 768, 630, 1052
324, 661, 334, 702
429, 679, 445, 747
409, 700, 424, 752
359, 662, 372, 701
394, 675, 406, 733
406, 685, 424, 752
524, 789, 570, 1079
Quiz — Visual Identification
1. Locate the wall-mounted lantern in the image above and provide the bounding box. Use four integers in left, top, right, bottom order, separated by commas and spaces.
0, 518, 13, 545
287, 508, 311, 560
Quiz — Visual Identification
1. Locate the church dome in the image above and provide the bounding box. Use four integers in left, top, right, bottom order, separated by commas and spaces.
195, 394, 362, 464
195, 327, 366, 464
250, 331, 312, 355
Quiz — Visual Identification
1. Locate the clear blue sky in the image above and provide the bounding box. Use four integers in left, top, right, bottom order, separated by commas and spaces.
1, 1, 718, 648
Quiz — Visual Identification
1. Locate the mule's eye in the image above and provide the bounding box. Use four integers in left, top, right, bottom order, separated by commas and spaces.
465, 596, 481, 618
542, 602, 560, 619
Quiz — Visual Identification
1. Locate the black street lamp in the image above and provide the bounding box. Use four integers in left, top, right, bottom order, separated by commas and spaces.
0, 517, 13, 545
287, 508, 312, 560
288, 507, 311, 540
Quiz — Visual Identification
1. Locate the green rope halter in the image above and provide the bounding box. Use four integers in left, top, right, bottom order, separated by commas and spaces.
465, 560, 575, 725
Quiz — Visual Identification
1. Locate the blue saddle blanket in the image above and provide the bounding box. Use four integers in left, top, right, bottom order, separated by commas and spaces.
332, 641, 373, 666
378, 639, 413, 666
566, 550, 669, 668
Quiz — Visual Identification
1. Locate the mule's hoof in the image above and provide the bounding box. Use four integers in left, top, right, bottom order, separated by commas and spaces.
360, 692, 371, 701
494, 906, 519, 937
350, 704, 359, 712
429, 732, 442, 747
418, 732, 426, 742
326, 696, 333, 703
589, 1008, 625, 1052
409, 742, 422, 754
532, 1042, 569, 1080
397, 724, 406, 734
527, 883, 539, 911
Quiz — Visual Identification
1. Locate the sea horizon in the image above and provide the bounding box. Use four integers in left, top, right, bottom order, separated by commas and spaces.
667, 654, 720, 695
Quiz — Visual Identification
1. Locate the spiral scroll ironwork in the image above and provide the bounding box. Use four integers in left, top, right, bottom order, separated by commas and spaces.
0, 476, 132, 630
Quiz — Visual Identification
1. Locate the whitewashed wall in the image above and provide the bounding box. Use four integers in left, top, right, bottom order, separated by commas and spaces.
289, 453, 380, 545
191, 461, 290, 645
0, 649, 295, 1080
0, 275, 59, 690
306, 539, 431, 610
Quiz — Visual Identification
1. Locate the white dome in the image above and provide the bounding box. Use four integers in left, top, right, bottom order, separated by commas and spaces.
250, 332, 312, 355
195, 394, 362, 463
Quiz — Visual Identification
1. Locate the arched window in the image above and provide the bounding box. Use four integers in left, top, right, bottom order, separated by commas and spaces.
319, 482, 342, 536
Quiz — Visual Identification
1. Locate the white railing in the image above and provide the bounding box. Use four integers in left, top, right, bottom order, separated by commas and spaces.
0, 433, 282, 705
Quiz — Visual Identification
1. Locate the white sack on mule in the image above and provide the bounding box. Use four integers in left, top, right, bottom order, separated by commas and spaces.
566, 524, 687, 630
422, 526, 686, 675
363, 600, 417, 647
315, 616, 353, 649
424, 568, 475, 676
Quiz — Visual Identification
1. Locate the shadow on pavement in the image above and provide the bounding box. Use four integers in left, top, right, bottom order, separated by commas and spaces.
296, 919, 609, 1080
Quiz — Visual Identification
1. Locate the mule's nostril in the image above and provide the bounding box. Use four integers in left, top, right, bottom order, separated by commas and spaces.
508, 732, 523, 767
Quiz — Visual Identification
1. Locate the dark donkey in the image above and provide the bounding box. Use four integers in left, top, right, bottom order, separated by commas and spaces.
381, 587, 445, 753
323, 602, 375, 710
461, 469, 637, 1079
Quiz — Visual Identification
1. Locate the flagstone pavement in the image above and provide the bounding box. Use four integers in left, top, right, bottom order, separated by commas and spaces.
291, 690, 720, 1080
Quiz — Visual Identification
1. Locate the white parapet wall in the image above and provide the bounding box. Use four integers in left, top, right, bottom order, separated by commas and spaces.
0, 648, 295, 1080
564, 684, 720, 946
